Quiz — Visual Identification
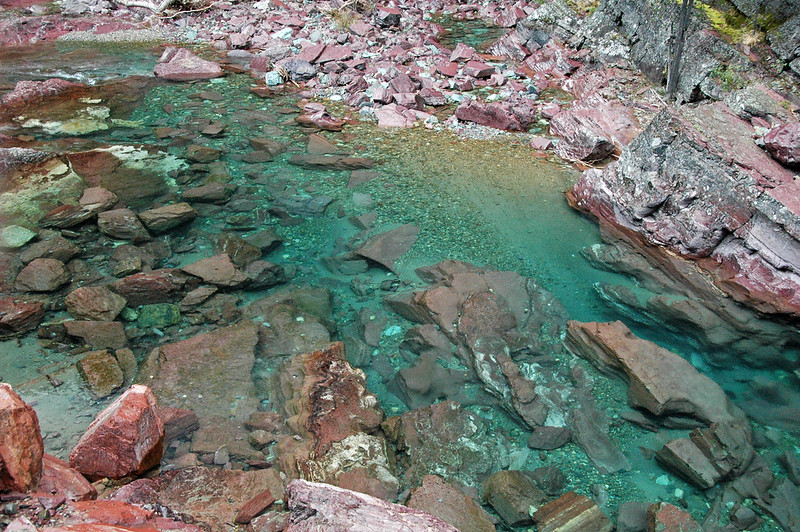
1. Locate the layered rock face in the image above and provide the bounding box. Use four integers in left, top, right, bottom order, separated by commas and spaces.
569, 102, 800, 367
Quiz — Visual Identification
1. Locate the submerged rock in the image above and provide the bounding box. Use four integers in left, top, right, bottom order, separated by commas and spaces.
533, 491, 613, 532
482, 470, 547, 528
406, 475, 496, 532
15, 257, 70, 292
65, 285, 127, 321
0, 297, 45, 337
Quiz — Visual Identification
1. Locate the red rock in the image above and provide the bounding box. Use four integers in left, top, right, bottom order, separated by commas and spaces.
393, 92, 424, 109
390, 72, 417, 94
527, 426, 570, 450
374, 5, 401, 28
287, 154, 374, 169
285, 480, 458, 531
181, 253, 250, 288
69, 385, 165, 480
316, 45, 353, 63
0, 383, 44, 492
296, 110, 346, 131
64, 320, 127, 350
156, 407, 199, 443
374, 103, 416, 128
234, 488, 275, 524
79, 187, 118, 213
109, 269, 194, 307
436, 61, 459, 77
0, 79, 87, 118
0, 297, 45, 336
533, 492, 612, 532
137, 203, 197, 234
306, 133, 340, 155
185, 144, 221, 163
764, 121, 800, 167
350, 21, 373, 36
647, 502, 701, 532
406, 475, 495, 532
154, 47, 224, 81
97, 209, 150, 243
20, 235, 79, 264
37, 454, 96, 502
482, 470, 546, 527
58, 500, 153, 527
15, 258, 70, 292
455, 100, 529, 131
540, 103, 561, 119
65, 286, 127, 321
463, 60, 494, 78
182, 182, 237, 203
137, 322, 259, 420
565, 321, 744, 425
450, 42, 475, 62
296, 43, 325, 63
530, 136, 553, 150
354, 224, 419, 273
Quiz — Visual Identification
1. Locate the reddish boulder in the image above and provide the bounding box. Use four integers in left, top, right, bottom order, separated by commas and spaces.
0, 297, 45, 336
647, 502, 701, 532
37, 453, 96, 502
0, 383, 44, 492
354, 224, 419, 273
406, 475, 495, 532
296, 110, 346, 131
565, 321, 744, 425
69, 385, 165, 480
455, 99, 532, 132
97, 209, 150, 243
20, 235, 79, 264
764, 121, 800, 167
181, 254, 250, 288
482, 470, 547, 527
64, 320, 127, 350
65, 286, 127, 321
78, 187, 118, 213
38, 205, 95, 230
0, 79, 86, 118
154, 47, 223, 81
450, 42, 475, 62
533, 491, 612, 532
285, 479, 458, 531
15, 258, 70, 292
109, 269, 194, 306
137, 203, 197, 234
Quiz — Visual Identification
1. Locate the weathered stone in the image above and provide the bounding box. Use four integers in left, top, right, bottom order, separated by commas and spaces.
354, 224, 419, 273
137, 303, 180, 329
157, 407, 199, 443
285, 479, 458, 531
37, 453, 96, 502
568, 392, 630, 475
245, 261, 287, 289
182, 182, 237, 203
482, 470, 548, 527
154, 47, 223, 81
64, 320, 127, 349
0, 225, 37, 249
0, 383, 44, 492
0, 297, 45, 337
527, 426, 571, 450
529, 466, 567, 498
617, 501, 649, 532
181, 253, 250, 288
647, 502, 700, 532
565, 321, 744, 425
0, 79, 86, 118
69, 385, 164, 480
109, 269, 193, 307
273, 195, 333, 217
138, 322, 259, 420
764, 122, 800, 167
533, 491, 613, 532
217, 234, 262, 267
455, 100, 532, 132
235, 489, 275, 524
406, 475, 496, 532
15, 258, 70, 292
38, 205, 95, 230
20, 235, 79, 264
65, 286, 127, 321
185, 144, 222, 163
78, 186, 118, 213
97, 209, 150, 242
288, 154, 374, 170
138, 203, 197, 234
76, 350, 124, 399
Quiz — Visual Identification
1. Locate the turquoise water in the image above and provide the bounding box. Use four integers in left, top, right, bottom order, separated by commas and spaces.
432, 14, 509, 52
0, 45, 797, 530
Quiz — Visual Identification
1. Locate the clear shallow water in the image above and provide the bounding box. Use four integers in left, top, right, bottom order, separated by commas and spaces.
431, 14, 509, 53
0, 46, 797, 530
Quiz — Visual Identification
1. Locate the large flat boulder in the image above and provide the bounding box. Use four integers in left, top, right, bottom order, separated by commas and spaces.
154, 47, 223, 81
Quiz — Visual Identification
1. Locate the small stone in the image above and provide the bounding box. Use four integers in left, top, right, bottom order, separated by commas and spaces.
76, 350, 124, 398
137, 303, 181, 329
65, 285, 127, 321
15, 258, 70, 292
0, 225, 37, 249
482, 470, 547, 527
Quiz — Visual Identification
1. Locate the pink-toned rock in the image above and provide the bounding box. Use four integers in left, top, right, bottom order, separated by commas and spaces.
181, 253, 250, 288
64, 320, 127, 350
450, 42, 475, 62
316, 45, 353, 63
307, 133, 340, 155
0, 383, 44, 492
137, 203, 197, 234
533, 491, 613, 532
137, 322, 259, 420
285, 480, 459, 531
530, 136, 553, 150
97, 209, 150, 243
390, 72, 417, 94
39, 205, 95, 229
436, 61, 458, 77
0, 79, 87, 118
0, 297, 45, 336
79, 187, 118, 213
65, 286, 127, 321
407, 475, 496, 532
375, 104, 416, 128
565, 321, 744, 425
463, 60, 494, 78
354, 224, 419, 273
234, 488, 275, 524
454, 99, 531, 132
647, 502, 701, 532
15, 258, 70, 292
156, 406, 199, 443
37, 454, 97, 502
20, 235, 79, 264
296, 110, 346, 131
540, 103, 561, 119
764, 121, 800, 167
374, 5, 401, 27
109, 269, 195, 306
154, 47, 223, 81
69, 385, 165, 480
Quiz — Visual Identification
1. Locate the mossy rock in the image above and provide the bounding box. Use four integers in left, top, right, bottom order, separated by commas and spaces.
137, 303, 181, 329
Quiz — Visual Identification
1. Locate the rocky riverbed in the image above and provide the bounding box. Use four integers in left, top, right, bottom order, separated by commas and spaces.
1, 0, 800, 531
